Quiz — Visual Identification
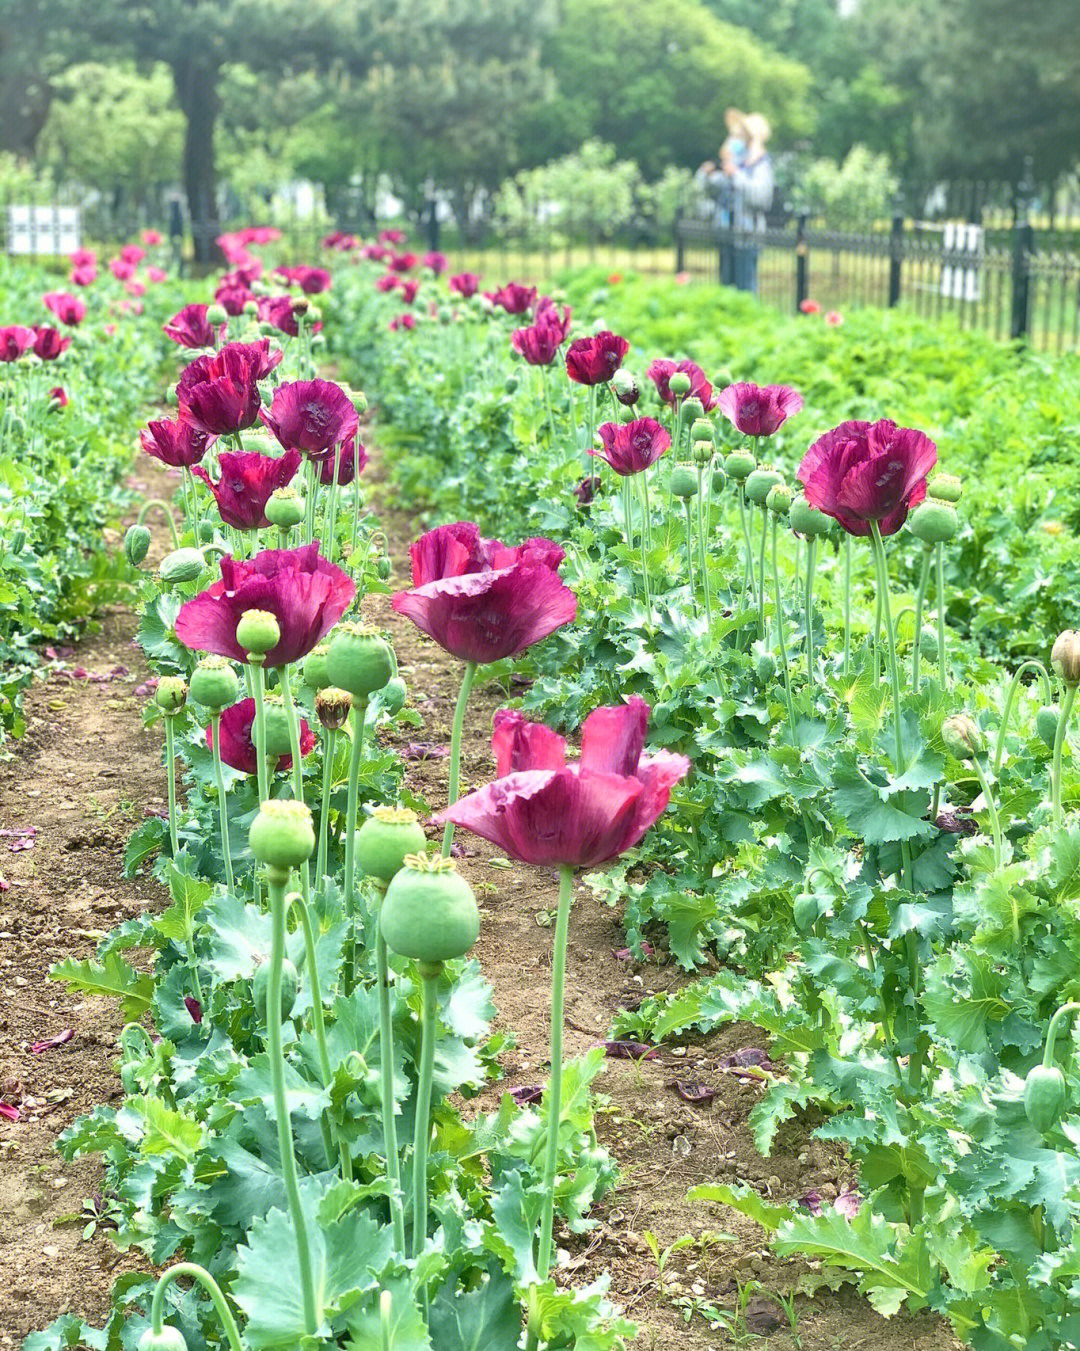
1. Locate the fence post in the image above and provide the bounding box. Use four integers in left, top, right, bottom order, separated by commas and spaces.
888, 209, 903, 307
674, 208, 684, 274
794, 209, 809, 311
1010, 159, 1034, 340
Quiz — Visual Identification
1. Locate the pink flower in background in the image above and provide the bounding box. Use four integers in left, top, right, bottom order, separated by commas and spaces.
214, 283, 252, 315
718, 382, 803, 437
389, 313, 416, 331
43, 291, 86, 326
535, 297, 572, 341
646, 357, 716, 410
32, 326, 70, 360
259, 379, 359, 460
485, 282, 536, 314
125, 279, 147, 298
0, 327, 35, 361
70, 266, 97, 287
798, 419, 937, 538
213, 698, 316, 774
146, 267, 168, 283
318, 436, 368, 486
379, 228, 407, 245
825, 310, 844, 326
590, 418, 671, 476
191, 449, 302, 529
565, 330, 629, 385
512, 319, 563, 366
388, 252, 419, 273
109, 258, 136, 281
70, 248, 96, 269
799, 298, 821, 314
177, 345, 263, 435
422, 251, 448, 274
140, 417, 214, 468
257, 295, 314, 338
375, 274, 400, 293
449, 272, 480, 298
400, 279, 420, 305
142, 229, 163, 246
50, 386, 68, 408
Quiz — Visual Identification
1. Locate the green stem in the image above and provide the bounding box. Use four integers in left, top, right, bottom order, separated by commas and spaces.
412, 962, 442, 1259
184, 467, 202, 543
542, 364, 556, 447
771, 520, 798, 732
993, 660, 1054, 775
164, 715, 179, 856
970, 757, 1004, 872
136, 499, 180, 548
351, 474, 363, 558
249, 656, 269, 805
375, 901, 407, 1251
637, 473, 653, 615
441, 661, 478, 857
695, 466, 711, 626
280, 665, 310, 901
936, 541, 948, 688
537, 864, 575, 1279
209, 715, 234, 892
1043, 1002, 1080, 1066
342, 697, 369, 992
381, 1290, 393, 1351
757, 507, 768, 637
737, 485, 755, 613
804, 537, 817, 686
148, 1263, 244, 1351
325, 465, 341, 561
682, 499, 697, 610
911, 546, 932, 691
1052, 684, 1078, 828
316, 727, 335, 885
843, 534, 852, 675
265, 867, 320, 1334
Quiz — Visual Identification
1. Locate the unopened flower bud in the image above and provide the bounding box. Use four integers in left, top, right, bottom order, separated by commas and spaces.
942, 713, 985, 760
237, 609, 280, 657
377, 555, 391, 581
165, 383, 178, 408
305, 303, 321, 324
692, 440, 712, 465
350, 389, 369, 415
124, 523, 151, 566
909, 499, 958, 545
189, 655, 239, 711
930, 473, 962, 503
1037, 704, 1061, 750
767, 483, 793, 515
725, 450, 756, 482
710, 466, 726, 493
671, 465, 698, 499
265, 487, 305, 529
1052, 630, 1080, 686
249, 799, 315, 872
242, 300, 259, 316
292, 295, 311, 314
668, 372, 692, 397
154, 676, 188, 715
744, 466, 784, 506
612, 369, 639, 406
315, 686, 352, 731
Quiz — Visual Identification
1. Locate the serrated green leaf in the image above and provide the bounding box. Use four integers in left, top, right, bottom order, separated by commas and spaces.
50, 951, 154, 1022
687, 1182, 793, 1232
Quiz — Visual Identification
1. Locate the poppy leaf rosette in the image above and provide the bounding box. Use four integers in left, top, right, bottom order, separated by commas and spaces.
192, 448, 302, 529
175, 543, 356, 668
718, 382, 803, 437
259, 379, 359, 460
797, 418, 938, 537
590, 418, 671, 476
163, 303, 225, 349
565, 330, 629, 386
646, 358, 717, 410
177, 344, 265, 436
140, 416, 214, 468
211, 698, 316, 775
436, 698, 690, 868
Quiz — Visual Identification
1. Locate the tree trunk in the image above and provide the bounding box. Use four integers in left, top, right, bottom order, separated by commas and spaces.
173, 55, 221, 266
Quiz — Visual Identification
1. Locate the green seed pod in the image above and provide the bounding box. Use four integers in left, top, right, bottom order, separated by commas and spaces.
380, 853, 479, 964
792, 892, 820, 933
236, 608, 281, 657
154, 676, 188, 715
351, 389, 369, 416
158, 547, 206, 585
10, 528, 25, 554
189, 656, 239, 711
302, 643, 331, 691
725, 450, 757, 482
265, 486, 305, 529
713, 367, 733, 388
690, 418, 715, 444
710, 466, 727, 494
909, 499, 958, 545
379, 676, 407, 715
1024, 1063, 1067, 1133
356, 806, 428, 883
788, 495, 831, 537
326, 623, 394, 697
243, 300, 259, 316
755, 650, 777, 682
254, 956, 298, 1024
692, 440, 712, 465
249, 800, 315, 872
262, 697, 293, 758
681, 396, 705, 423
766, 483, 793, 516
744, 466, 784, 506
125, 524, 151, 566
206, 303, 228, 326
137, 1328, 189, 1351
930, 473, 963, 504
315, 686, 352, 731
670, 465, 698, 499
1052, 630, 1080, 686
196, 520, 217, 544
1037, 704, 1061, 750
942, 712, 985, 761
668, 372, 692, 397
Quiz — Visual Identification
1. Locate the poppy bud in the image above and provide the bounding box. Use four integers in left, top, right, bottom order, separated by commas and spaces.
930, 473, 963, 504
692, 440, 712, 465
265, 487, 305, 529
379, 675, 407, 715
125, 524, 151, 566
262, 696, 293, 757
909, 499, 958, 545
138, 1329, 188, 1351
1052, 631, 1080, 686
380, 852, 479, 966
154, 676, 188, 715
681, 396, 705, 423
377, 555, 392, 581
189, 655, 239, 711
942, 713, 985, 760
159, 547, 206, 585
302, 643, 331, 690
326, 622, 394, 697
668, 372, 692, 397
1037, 704, 1061, 750
504, 374, 519, 394
165, 384, 178, 408
306, 304, 322, 324
237, 608, 281, 657
350, 389, 369, 415
315, 685, 352, 731
292, 296, 311, 314
767, 483, 793, 515
612, 369, 639, 406
243, 300, 259, 316
711, 466, 726, 493
713, 367, 733, 388
671, 465, 698, 498
789, 496, 831, 537
206, 303, 228, 325
690, 418, 715, 444
355, 806, 428, 883
725, 450, 756, 482
744, 466, 784, 505
919, 626, 938, 658
249, 799, 315, 872
755, 649, 777, 681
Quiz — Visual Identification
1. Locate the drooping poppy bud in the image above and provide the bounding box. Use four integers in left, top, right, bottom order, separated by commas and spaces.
125, 524, 151, 566
942, 713, 985, 760
1052, 631, 1080, 686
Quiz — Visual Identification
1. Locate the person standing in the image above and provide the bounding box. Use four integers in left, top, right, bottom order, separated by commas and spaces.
697, 109, 747, 285
727, 113, 774, 294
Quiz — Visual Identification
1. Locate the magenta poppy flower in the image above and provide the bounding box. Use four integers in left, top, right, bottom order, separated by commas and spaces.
259, 379, 359, 461
400, 279, 420, 306
211, 698, 317, 775
221, 262, 263, 288
142, 229, 163, 247
147, 267, 168, 283
380, 228, 407, 245
797, 419, 938, 538
512, 321, 562, 367
175, 543, 355, 667
275, 264, 331, 294
375, 274, 400, 294
0, 327, 34, 361
191, 449, 302, 530
32, 326, 70, 360
590, 418, 671, 476
646, 358, 716, 411
360, 244, 389, 262
214, 283, 252, 316
575, 475, 602, 506
388, 252, 419, 274
50, 386, 68, 408
435, 696, 689, 868
565, 331, 629, 386
140, 417, 214, 469
318, 436, 368, 487
70, 248, 96, 269
177, 345, 264, 436
717, 382, 803, 437
120, 244, 145, 265
408, 522, 565, 587
227, 339, 282, 381
164, 303, 224, 349
422, 251, 448, 275
109, 258, 136, 281
43, 292, 86, 326
449, 273, 480, 298
70, 266, 97, 287
257, 295, 312, 338
535, 297, 572, 342
485, 283, 537, 314
389, 313, 416, 332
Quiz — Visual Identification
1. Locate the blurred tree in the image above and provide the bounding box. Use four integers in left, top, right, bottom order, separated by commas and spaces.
0, 0, 65, 157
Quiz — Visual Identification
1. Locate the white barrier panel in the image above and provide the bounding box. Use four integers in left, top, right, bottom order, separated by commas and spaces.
6, 205, 81, 256
940, 221, 983, 301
